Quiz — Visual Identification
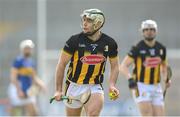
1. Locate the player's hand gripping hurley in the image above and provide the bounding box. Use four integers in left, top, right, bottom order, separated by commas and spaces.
50, 89, 91, 104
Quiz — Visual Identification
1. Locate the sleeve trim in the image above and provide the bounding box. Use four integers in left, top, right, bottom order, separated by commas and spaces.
162, 58, 168, 64
62, 49, 73, 57
109, 56, 118, 60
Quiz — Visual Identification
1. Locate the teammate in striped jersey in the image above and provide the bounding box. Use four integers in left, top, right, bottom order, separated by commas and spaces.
53, 9, 120, 116
120, 20, 171, 116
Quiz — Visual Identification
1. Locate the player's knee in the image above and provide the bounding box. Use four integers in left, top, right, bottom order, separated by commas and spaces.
86, 109, 101, 116
141, 108, 153, 116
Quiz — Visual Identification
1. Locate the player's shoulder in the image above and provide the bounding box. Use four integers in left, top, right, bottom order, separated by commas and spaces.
12, 55, 23, 67
101, 33, 117, 45
69, 32, 81, 40
136, 40, 145, 47
72, 32, 83, 38
67, 32, 83, 44
156, 41, 166, 49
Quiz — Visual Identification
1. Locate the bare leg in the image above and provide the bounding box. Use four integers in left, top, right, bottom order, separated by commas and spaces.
25, 103, 38, 116
138, 101, 153, 116
152, 105, 165, 116
66, 106, 82, 116
84, 93, 104, 116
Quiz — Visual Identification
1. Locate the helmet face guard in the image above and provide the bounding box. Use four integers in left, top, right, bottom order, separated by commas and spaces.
81, 9, 105, 36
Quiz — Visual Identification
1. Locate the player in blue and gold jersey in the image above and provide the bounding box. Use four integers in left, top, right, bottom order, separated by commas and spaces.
8, 40, 46, 116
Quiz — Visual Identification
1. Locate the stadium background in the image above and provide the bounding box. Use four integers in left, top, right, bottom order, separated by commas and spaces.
0, 0, 179, 116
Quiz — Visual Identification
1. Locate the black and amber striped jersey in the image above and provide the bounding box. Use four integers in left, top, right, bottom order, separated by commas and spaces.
63, 32, 118, 84
128, 40, 167, 85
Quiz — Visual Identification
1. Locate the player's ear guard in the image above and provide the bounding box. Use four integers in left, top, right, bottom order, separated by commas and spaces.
128, 78, 137, 89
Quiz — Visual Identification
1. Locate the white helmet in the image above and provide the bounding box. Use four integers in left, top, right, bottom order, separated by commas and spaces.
81, 8, 105, 31
20, 39, 35, 50
141, 20, 157, 31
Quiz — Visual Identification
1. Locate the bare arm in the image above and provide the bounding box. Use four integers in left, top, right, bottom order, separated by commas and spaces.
31, 70, 46, 92
120, 55, 137, 89
108, 57, 120, 100
109, 57, 120, 87
120, 56, 134, 79
161, 62, 168, 82
161, 61, 171, 88
55, 51, 72, 93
